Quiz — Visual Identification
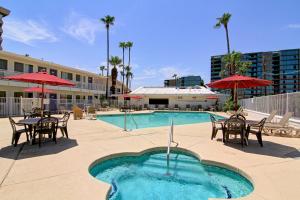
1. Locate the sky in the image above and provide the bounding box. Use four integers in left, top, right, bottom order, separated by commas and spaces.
1, 0, 300, 89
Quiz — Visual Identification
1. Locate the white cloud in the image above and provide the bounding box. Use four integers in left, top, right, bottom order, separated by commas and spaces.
62, 11, 101, 44
287, 24, 300, 29
3, 18, 57, 45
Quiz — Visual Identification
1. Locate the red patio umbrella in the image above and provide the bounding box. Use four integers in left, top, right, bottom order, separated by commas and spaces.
24, 87, 55, 94
207, 74, 272, 110
3, 72, 75, 114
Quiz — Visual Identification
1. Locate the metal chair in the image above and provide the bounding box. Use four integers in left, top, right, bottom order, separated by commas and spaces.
223, 117, 246, 147
210, 115, 223, 141
33, 117, 58, 147
9, 117, 29, 147
246, 118, 266, 147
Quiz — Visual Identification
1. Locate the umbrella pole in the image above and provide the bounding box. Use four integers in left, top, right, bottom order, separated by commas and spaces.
234, 82, 238, 111
41, 83, 44, 117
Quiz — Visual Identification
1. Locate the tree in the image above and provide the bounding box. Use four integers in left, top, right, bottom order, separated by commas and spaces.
126, 41, 133, 70
100, 15, 115, 98
119, 42, 127, 94
214, 13, 232, 55
172, 74, 177, 88
109, 56, 122, 95
221, 51, 251, 77
99, 65, 106, 76
125, 65, 132, 93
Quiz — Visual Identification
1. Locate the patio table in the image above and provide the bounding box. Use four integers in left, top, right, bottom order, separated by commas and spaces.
18, 117, 61, 144
216, 118, 260, 145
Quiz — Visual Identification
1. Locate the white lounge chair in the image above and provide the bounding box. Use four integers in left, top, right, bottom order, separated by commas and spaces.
264, 112, 293, 136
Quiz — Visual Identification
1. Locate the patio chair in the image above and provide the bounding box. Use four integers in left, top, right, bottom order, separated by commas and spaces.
227, 107, 248, 116
265, 110, 277, 123
58, 112, 70, 138
9, 117, 29, 147
210, 115, 223, 141
163, 104, 169, 110
186, 104, 191, 111
263, 112, 293, 135
198, 105, 204, 111
143, 104, 148, 110
229, 113, 246, 121
174, 104, 179, 110
223, 117, 246, 147
246, 118, 266, 147
154, 104, 159, 110
33, 117, 58, 147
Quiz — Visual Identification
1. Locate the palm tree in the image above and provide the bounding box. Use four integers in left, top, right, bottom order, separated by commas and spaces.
214, 13, 232, 56
100, 15, 115, 98
119, 42, 127, 94
172, 74, 177, 88
125, 65, 132, 93
126, 41, 133, 70
99, 65, 106, 76
109, 56, 122, 95
128, 72, 133, 90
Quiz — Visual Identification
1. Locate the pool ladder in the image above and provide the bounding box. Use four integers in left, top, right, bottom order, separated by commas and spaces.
124, 110, 138, 131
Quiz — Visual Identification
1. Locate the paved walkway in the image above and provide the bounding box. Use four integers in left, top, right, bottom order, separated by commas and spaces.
0, 111, 299, 200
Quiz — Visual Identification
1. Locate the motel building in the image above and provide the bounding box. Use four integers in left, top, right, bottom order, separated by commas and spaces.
118, 86, 226, 110
0, 51, 125, 116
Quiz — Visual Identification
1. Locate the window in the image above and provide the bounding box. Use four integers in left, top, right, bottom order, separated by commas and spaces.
14, 92, 23, 97
76, 74, 81, 82
14, 62, 24, 72
0, 91, 6, 98
0, 59, 8, 70
88, 77, 93, 83
38, 66, 47, 72
27, 65, 33, 73
50, 69, 57, 76
61, 72, 73, 80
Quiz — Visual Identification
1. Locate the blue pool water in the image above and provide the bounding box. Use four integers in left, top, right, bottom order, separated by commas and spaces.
89, 150, 253, 200
97, 111, 224, 130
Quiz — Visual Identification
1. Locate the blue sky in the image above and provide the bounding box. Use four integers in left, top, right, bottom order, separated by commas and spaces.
2, 0, 300, 89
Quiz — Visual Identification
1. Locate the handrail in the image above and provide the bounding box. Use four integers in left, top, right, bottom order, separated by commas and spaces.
167, 119, 178, 164
123, 109, 138, 131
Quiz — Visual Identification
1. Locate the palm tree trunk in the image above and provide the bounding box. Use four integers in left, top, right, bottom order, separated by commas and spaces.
128, 47, 131, 68
225, 25, 230, 55
126, 76, 129, 93
105, 27, 110, 99
121, 48, 125, 94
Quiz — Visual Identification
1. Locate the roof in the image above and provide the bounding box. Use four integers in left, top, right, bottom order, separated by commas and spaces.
130, 86, 215, 95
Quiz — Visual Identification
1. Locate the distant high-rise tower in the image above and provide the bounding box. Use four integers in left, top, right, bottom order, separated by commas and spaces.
0, 7, 10, 50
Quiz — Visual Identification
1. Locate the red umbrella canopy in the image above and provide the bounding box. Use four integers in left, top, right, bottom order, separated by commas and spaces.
24, 87, 54, 93
3, 72, 75, 86
131, 95, 143, 100
207, 74, 272, 89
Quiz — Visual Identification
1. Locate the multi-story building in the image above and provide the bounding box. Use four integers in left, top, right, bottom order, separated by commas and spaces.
164, 76, 204, 88
211, 49, 300, 98
0, 51, 126, 115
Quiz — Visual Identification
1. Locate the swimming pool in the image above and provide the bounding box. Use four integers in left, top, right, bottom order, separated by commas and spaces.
89, 149, 253, 200
97, 111, 224, 130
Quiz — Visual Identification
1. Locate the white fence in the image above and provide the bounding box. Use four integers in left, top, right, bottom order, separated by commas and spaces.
240, 92, 300, 120
0, 97, 119, 117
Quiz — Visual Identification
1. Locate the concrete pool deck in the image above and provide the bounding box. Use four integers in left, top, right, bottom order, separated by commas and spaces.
0, 111, 299, 200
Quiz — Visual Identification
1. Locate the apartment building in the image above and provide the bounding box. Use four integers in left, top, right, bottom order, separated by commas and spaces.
164, 76, 204, 88
0, 51, 125, 102
211, 49, 300, 98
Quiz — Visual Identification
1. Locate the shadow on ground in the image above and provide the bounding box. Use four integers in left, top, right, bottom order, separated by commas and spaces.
0, 137, 78, 160
222, 138, 300, 159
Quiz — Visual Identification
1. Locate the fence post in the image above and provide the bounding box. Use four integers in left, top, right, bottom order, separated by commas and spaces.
286, 93, 289, 114
20, 96, 23, 115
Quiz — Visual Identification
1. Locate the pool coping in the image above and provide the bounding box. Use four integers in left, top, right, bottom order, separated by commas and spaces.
88, 146, 255, 200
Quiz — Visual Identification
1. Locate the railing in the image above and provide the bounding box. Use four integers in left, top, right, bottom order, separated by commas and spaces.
240, 92, 300, 120
0, 97, 118, 117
